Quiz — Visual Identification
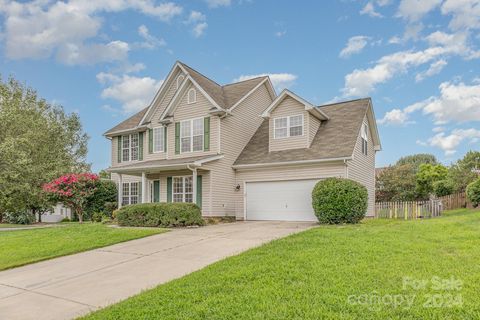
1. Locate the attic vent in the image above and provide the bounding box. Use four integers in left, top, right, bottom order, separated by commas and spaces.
188, 88, 196, 104
176, 75, 185, 89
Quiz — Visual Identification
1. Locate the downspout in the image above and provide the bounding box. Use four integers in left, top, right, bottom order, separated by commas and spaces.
187, 164, 198, 205
344, 159, 349, 179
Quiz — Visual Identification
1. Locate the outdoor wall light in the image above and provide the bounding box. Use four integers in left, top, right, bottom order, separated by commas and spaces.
234, 184, 241, 191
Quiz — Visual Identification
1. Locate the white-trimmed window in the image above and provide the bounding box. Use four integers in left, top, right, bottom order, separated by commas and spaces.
273, 114, 304, 139
361, 123, 368, 156
122, 133, 139, 161
176, 74, 184, 89
122, 182, 139, 205
173, 176, 193, 203
153, 127, 164, 153
180, 118, 203, 153
187, 88, 196, 104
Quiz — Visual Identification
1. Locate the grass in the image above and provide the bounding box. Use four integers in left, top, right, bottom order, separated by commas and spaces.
82, 209, 480, 319
0, 223, 166, 271
0, 223, 37, 228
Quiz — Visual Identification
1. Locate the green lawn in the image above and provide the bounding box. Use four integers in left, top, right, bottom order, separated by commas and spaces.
82, 209, 480, 319
0, 223, 38, 228
0, 223, 166, 271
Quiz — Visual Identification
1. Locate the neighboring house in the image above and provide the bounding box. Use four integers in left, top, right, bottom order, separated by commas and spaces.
105, 61, 381, 221
36, 203, 72, 223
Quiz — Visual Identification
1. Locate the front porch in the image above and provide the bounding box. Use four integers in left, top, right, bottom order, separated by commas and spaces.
108, 155, 222, 214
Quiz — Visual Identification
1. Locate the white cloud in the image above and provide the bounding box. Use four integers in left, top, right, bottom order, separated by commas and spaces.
378, 108, 412, 125
275, 31, 287, 38
57, 40, 130, 65
97, 72, 164, 113
0, 0, 182, 64
234, 73, 298, 91
137, 25, 166, 49
441, 0, 480, 30
360, 2, 383, 18
415, 59, 447, 82
339, 36, 370, 58
186, 11, 207, 38
342, 31, 470, 97
433, 126, 445, 133
396, 0, 442, 22
378, 80, 480, 126
426, 129, 480, 155
204, 0, 231, 8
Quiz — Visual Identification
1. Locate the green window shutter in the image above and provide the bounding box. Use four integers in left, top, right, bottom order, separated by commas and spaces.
167, 177, 172, 202
138, 182, 142, 203
204, 117, 210, 151
175, 122, 180, 154
196, 175, 202, 209
117, 136, 122, 163
148, 128, 153, 154
153, 180, 160, 203
139, 132, 144, 161
164, 126, 167, 152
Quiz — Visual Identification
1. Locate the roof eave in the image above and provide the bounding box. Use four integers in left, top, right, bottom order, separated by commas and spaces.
232, 156, 352, 170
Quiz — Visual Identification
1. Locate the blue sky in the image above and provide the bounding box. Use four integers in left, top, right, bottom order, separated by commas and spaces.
1, 0, 479, 172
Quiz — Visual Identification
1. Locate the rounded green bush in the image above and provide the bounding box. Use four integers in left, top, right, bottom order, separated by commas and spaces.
466, 178, 480, 208
311, 178, 368, 224
116, 202, 205, 227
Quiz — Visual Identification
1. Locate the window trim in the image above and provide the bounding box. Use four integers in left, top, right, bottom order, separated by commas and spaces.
122, 182, 139, 205
121, 133, 140, 162
152, 126, 165, 153
273, 114, 304, 139
180, 117, 204, 153
172, 176, 193, 203
187, 88, 196, 104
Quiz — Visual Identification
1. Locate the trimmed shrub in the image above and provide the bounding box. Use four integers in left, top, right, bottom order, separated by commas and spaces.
91, 211, 105, 223
466, 179, 480, 208
312, 178, 368, 224
116, 203, 205, 227
3, 211, 35, 225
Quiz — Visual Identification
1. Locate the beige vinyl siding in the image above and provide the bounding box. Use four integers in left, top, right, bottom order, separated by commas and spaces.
168, 83, 219, 159
204, 83, 274, 217
149, 70, 184, 123
234, 162, 347, 220
347, 115, 376, 216
111, 137, 118, 166
308, 114, 320, 147
144, 127, 167, 161
269, 96, 308, 152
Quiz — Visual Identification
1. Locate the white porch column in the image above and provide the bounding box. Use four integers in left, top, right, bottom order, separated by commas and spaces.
192, 168, 197, 204
141, 172, 147, 203
118, 174, 123, 208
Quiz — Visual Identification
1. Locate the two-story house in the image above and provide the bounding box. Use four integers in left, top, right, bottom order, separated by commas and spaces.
105, 61, 381, 221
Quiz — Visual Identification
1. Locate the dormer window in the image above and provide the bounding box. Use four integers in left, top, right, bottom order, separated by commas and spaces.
187, 88, 196, 104
361, 123, 368, 155
274, 114, 304, 139
176, 75, 184, 89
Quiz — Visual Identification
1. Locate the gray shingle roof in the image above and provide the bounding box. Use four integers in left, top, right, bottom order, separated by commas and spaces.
105, 62, 267, 136
234, 98, 370, 166
104, 107, 148, 135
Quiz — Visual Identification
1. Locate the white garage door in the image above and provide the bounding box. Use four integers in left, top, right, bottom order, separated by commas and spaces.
245, 179, 319, 221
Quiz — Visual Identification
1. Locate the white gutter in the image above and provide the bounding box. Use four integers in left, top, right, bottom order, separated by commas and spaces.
108, 155, 224, 173
232, 156, 352, 170
103, 125, 148, 137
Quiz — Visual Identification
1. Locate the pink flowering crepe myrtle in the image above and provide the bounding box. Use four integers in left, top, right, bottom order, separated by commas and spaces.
43, 173, 99, 223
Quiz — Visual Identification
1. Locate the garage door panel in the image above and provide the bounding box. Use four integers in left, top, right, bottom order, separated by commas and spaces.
246, 179, 319, 221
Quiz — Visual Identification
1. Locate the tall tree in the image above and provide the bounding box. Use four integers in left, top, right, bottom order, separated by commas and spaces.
416, 163, 449, 198
448, 151, 480, 192
0, 76, 89, 221
376, 164, 419, 202
396, 154, 438, 172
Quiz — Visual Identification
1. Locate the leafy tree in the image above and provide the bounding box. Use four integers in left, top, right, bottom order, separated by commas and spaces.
0, 76, 89, 221
448, 151, 480, 192
376, 164, 418, 202
98, 169, 111, 179
466, 179, 480, 208
433, 180, 454, 197
84, 179, 117, 220
396, 154, 438, 172
416, 163, 449, 198
43, 173, 99, 223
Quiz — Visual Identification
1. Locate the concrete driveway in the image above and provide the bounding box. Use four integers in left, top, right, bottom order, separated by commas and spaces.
0, 221, 315, 320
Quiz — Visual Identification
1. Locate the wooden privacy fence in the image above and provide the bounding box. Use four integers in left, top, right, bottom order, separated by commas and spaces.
437, 192, 473, 210
375, 200, 443, 220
